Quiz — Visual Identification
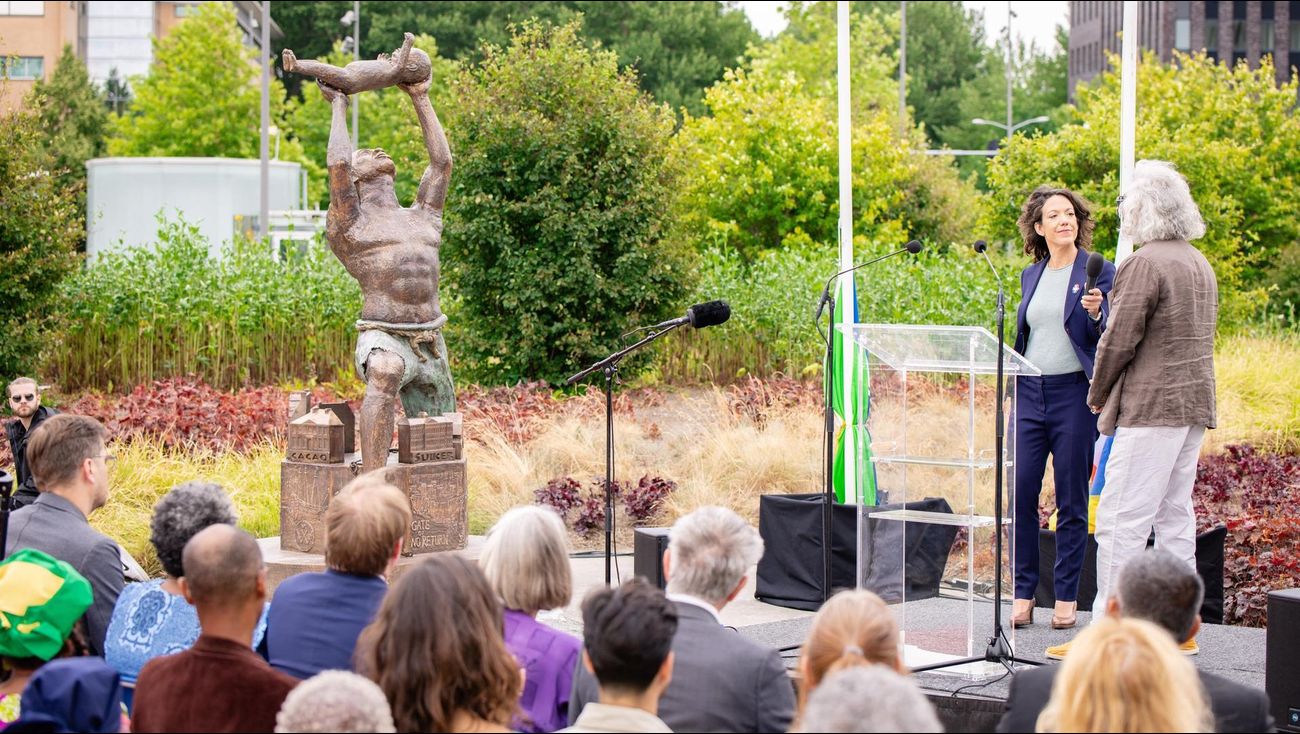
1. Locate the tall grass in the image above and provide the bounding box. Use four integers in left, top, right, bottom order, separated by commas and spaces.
47, 215, 361, 391
97, 437, 284, 576
1210, 331, 1300, 453
655, 243, 1007, 383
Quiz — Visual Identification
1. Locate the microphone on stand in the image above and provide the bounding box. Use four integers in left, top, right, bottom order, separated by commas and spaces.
815, 240, 923, 323
649, 300, 732, 331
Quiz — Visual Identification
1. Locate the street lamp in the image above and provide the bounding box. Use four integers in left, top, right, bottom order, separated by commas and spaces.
341, 4, 359, 148
971, 115, 1050, 136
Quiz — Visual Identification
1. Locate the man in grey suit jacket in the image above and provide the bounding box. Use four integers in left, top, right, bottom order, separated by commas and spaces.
570, 507, 795, 733
4, 415, 124, 656
997, 550, 1273, 733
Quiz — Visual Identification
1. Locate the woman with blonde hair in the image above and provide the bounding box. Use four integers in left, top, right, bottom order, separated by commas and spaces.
480, 505, 580, 733
1036, 617, 1212, 732
795, 589, 901, 720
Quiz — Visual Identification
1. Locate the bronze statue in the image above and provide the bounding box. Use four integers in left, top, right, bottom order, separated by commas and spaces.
309, 59, 454, 474
283, 32, 432, 96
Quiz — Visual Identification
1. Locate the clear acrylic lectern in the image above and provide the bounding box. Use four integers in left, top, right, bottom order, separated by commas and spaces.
838, 324, 1040, 678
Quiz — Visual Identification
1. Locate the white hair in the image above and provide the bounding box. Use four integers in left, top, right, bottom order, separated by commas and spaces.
275, 671, 396, 733
801, 665, 943, 733
1120, 160, 1206, 244
665, 506, 764, 606
480, 505, 573, 613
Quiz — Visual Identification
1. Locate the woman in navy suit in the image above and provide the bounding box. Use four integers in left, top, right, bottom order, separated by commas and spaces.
1011, 186, 1116, 629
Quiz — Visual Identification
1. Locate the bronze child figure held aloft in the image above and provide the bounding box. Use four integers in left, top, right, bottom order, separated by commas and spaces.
283, 32, 431, 96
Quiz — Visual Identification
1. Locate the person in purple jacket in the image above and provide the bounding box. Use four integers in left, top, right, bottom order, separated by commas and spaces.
480, 506, 581, 733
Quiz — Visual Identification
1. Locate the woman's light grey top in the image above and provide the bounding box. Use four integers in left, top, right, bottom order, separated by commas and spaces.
1024, 263, 1084, 375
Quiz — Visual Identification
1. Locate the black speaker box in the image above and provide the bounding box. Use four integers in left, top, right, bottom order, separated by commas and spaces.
754, 493, 958, 610
1033, 525, 1226, 623
1266, 588, 1300, 732
634, 527, 671, 589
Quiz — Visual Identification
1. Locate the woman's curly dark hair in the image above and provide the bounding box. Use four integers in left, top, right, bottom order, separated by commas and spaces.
1017, 185, 1096, 262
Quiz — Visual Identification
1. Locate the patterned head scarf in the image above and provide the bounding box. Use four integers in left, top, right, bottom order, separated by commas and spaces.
0, 548, 93, 661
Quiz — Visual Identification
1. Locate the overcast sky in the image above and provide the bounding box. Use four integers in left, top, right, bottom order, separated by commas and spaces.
737, 1, 1070, 54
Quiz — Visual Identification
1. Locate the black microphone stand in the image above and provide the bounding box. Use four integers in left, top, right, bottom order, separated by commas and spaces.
813, 244, 918, 602
913, 245, 1039, 674
0, 470, 14, 562
566, 323, 689, 586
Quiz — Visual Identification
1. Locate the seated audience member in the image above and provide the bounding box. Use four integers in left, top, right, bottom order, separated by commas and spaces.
267, 473, 410, 679
131, 525, 298, 733
3, 415, 124, 655
800, 665, 942, 733
570, 506, 795, 733
7, 658, 125, 733
356, 554, 520, 733
105, 481, 265, 694
563, 578, 677, 734
481, 505, 581, 733
1035, 617, 1212, 732
0, 549, 93, 728
4, 377, 57, 508
274, 671, 395, 733
998, 549, 1273, 734
796, 588, 901, 718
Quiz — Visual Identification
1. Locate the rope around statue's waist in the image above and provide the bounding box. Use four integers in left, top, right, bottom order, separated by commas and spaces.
356, 315, 448, 362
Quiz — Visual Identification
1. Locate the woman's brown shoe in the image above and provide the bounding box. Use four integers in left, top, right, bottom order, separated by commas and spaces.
1012, 599, 1035, 628
1051, 601, 1078, 629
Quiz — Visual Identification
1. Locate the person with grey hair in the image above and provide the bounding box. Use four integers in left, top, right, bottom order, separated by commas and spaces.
998, 550, 1273, 733
275, 670, 396, 733
481, 505, 581, 733
131, 525, 298, 733
1084, 160, 1219, 654
104, 481, 267, 700
569, 506, 794, 732
799, 665, 942, 733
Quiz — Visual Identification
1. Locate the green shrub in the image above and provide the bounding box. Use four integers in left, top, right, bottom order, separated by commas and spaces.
46, 214, 361, 391
655, 242, 1006, 382
444, 21, 695, 385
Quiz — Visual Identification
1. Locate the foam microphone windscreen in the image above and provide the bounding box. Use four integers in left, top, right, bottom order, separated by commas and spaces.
1085, 251, 1105, 291
905, 240, 923, 254
687, 300, 731, 329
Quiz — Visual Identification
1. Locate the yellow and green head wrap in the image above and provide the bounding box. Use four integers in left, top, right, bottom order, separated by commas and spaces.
0, 549, 93, 662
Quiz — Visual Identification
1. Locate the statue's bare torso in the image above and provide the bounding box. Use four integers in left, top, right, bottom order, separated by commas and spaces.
333, 210, 442, 324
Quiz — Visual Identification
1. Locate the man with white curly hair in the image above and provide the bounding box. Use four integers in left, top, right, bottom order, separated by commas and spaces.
1083, 160, 1218, 654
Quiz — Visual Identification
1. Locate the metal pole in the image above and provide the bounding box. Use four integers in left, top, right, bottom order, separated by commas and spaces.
1116, 1, 1139, 264
1005, 1, 1013, 149
352, 0, 360, 149
260, 0, 270, 240
898, 1, 906, 129
836, 1, 857, 505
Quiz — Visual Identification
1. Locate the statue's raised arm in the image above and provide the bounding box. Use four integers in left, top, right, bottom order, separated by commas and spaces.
400, 76, 451, 216
320, 81, 359, 252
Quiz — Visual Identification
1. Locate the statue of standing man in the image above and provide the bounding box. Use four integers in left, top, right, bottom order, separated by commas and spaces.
309, 58, 455, 474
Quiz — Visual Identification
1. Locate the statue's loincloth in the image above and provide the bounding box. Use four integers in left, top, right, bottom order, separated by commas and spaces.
354, 315, 455, 416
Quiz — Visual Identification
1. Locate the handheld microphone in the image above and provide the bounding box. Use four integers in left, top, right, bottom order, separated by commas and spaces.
1084, 251, 1105, 293
650, 300, 731, 331
815, 240, 923, 322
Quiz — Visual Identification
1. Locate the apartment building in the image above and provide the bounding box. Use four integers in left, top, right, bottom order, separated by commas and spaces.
1, 0, 281, 110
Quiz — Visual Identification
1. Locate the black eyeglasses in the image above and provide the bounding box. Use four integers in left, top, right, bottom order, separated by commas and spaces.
9, 394, 35, 403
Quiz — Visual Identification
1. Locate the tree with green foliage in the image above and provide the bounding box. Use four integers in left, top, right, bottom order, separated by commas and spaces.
444, 21, 694, 384
110, 1, 306, 164
0, 104, 82, 378
676, 19, 977, 263
273, 1, 756, 115
27, 46, 109, 197
982, 51, 1300, 325
282, 36, 458, 207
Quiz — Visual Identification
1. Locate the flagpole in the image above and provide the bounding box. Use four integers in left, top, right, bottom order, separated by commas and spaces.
1116, 0, 1138, 264
836, 1, 857, 505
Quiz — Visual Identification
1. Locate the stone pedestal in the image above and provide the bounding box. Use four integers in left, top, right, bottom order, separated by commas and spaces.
280, 451, 468, 555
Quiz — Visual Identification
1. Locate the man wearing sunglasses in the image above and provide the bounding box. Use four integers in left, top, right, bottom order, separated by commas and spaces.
5, 377, 59, 509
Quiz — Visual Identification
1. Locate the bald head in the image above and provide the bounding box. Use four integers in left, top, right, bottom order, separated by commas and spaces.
182, 524, 264, 607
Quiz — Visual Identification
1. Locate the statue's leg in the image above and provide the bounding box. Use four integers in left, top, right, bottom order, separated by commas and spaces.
359, 348, 405, 474
284, 58, 354, 93
399, 333, 456, 418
